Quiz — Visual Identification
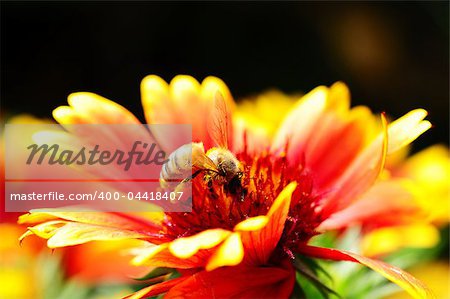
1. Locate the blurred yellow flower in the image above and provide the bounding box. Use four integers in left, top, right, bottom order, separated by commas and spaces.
233, 90, 297, 148
362, 145, 449, 257
0, 223, 42, 299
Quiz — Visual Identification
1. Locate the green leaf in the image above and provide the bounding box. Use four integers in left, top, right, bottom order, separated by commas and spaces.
293, 257, 341, 299
134, 267, 175, 281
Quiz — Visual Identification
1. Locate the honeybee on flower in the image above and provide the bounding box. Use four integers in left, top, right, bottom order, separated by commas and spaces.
18, 75, 444, 299
160, 93, 244, 196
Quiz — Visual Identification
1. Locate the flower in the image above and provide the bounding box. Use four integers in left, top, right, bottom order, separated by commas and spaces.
19, 75, 436, 298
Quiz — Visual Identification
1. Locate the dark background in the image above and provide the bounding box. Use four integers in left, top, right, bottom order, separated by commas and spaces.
2, 1, 449, 149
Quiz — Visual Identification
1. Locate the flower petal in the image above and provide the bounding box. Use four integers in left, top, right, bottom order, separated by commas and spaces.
42, 222, 149, 248
165, 263, 294, 299
140, 75, 172, 122
54, 92, 141, 125
169, 228, 231, 259
318, 180, 417, 231
320, 114, 388, 217
304, 105, 377, 190
327, 81, 350, 115
52, 93, 158, 173
19, 210, 163, 231
297, 245, 435, 299
131, 243, 211, 269
19, 210, 166, 248
272, 86, 328, 157
387, 109, 431, 154
234, 215, 269, 231
232, 89, 295, 153
140, 75, 234, 150
20, 220, 66, 241
132, 229, 231, 269
123, 276, 189, 299
240, 182, 297, 265
205, 232, 244, 271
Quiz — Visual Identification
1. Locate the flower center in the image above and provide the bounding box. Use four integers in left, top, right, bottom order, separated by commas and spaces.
164, 148, 325, 251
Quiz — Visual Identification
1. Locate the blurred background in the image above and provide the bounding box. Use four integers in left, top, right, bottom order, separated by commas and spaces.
1, 1, 449, 150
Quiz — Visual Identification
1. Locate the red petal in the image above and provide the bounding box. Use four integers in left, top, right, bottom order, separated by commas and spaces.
297, 245, 435, 299
165, 263, 294, 299
239, 182, 297, 265
318, 180, 417, 231
320, 114, 388, 217
123, 276, 189, 299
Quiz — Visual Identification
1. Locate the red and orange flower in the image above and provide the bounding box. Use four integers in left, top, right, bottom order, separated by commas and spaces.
19, 75, 437, 298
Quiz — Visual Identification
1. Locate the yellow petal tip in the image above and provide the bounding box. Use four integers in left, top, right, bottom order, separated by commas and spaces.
205, 232, 244, 271
234, 216, 269, 231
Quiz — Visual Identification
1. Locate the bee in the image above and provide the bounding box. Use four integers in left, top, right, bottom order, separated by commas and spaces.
160, 92, 244, 195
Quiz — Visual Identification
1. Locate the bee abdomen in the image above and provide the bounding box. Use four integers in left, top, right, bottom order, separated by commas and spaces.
160, 143, 193, 188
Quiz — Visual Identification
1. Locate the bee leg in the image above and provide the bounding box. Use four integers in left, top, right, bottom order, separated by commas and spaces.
191, 169, 203, 179
178, 169, 203, 185
172, 170, 204, 193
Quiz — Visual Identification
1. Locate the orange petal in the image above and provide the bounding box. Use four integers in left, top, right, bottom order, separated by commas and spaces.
165, 263, 294, 299
297, 245, 435, 299
240, 182, 297, 265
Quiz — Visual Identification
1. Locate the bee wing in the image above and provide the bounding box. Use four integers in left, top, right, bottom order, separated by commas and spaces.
208, 91, 233, 149
192, 142, 217, 172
